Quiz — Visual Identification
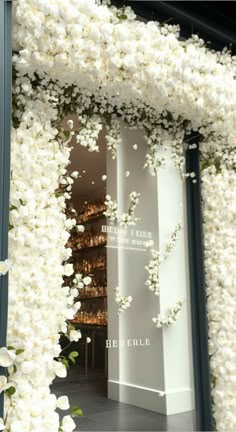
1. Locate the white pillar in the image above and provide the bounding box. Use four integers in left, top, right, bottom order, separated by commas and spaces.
107, 124, 195, 415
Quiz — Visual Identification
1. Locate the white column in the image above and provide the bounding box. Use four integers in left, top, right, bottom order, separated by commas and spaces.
107, 124, 195, 415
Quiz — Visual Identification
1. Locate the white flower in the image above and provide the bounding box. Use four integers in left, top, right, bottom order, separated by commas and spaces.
86, 337, 91, 344
20, 361, 35, 374
71, 171, 79, 178
115, 287, 132, 313
76, 225, 85, 232
69, 330, 82, 342
0, 376, 12, 394
61, 415, 76, 432
0, 347, 16, 367
83, 276, 92, 286
0, 418, 5, 431
54, 361, 67, 378
67, 119, 74, 129
57, 395, 70, 410
64, 263, 74, 277
102, 175, 107, 181
0, 259, 10, 276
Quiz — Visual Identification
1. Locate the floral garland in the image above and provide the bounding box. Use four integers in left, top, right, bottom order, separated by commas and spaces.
145, 223, 182, 296
152, 300, 184, 328
13, 0, 236, 148
115, 287, 132, 314
104, 191, 140, 227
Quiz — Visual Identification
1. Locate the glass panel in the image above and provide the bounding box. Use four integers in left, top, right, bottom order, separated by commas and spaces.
55, 118, 196, 431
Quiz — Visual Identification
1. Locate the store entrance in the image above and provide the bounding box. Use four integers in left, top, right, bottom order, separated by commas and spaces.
54, 119, 196, 431
62, 125, 108, 390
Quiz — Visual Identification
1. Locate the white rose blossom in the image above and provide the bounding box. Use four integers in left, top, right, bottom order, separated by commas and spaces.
57, 395, 70, 410
69, 330, 82, 342
61, 415, 76, 432
0, 347, 16, 368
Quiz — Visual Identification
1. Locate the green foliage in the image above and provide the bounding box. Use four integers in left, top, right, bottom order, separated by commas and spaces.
71, 405, 83, 417
5, 386, 16, 398
68, 351, 79, 365
15, 349, 24, 356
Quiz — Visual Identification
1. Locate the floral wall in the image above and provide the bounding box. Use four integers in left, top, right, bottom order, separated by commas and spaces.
0, 1, 235, 431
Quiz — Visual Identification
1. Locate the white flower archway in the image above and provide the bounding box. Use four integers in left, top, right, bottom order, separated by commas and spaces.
0, 1, 235, 431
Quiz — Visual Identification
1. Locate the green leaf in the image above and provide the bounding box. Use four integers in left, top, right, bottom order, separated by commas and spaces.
69, 351, 79, 359
7, 346, 15, 351
60, 358, 69, 368
5, 386, 16, 398
13, 364, 17, 373
9, 205, 17, 211
67, 323, 76, 332
55, 192, 63, 198
19, 199, 26, 206
8, 224, 14, 231
15, 349, 24, 355
118, 14, 127, 20
71, 405, 83, 417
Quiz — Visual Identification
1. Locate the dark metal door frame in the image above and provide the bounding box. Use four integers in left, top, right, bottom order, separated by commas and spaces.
0, 0, 12, 419
186, 147, 213, 431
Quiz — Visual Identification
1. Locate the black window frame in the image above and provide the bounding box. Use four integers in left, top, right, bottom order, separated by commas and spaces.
0, 0, 12, 419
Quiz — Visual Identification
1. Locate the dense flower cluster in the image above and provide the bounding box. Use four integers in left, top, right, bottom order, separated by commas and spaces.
13, 0, 236, 143
202, 167, 236, 431
5, 83, 78, 431
76, 115, 103, 153
152, 300, 184, 328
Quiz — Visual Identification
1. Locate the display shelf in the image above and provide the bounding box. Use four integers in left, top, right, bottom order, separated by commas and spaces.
92, 267, 106, 272
78, 212, 106, 225
72, 321, 107, 328
76, 243, 106, 252
79, 295, 107, 301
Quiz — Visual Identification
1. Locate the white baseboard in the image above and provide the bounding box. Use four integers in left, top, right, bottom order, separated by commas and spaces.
108, 380, 194, 415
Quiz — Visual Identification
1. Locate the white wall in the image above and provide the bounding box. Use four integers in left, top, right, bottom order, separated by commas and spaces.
107, 124, 195, 415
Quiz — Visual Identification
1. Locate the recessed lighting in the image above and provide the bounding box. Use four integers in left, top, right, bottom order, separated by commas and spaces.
83, 170, 86, 173
92, 181, 95, 184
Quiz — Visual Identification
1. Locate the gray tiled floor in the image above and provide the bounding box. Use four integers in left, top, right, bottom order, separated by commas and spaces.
51, 367, 196, 431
